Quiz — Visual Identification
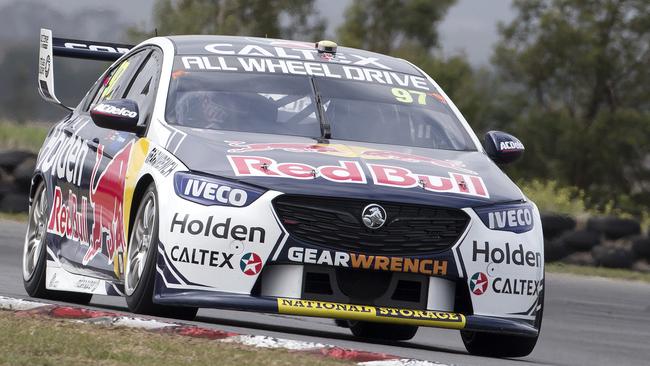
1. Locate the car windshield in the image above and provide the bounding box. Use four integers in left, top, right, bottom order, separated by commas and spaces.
166, 59, 476, 151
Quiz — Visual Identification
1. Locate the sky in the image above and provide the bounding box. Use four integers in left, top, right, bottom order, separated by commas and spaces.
9, 0, 515, 65
316, 0, 515, 65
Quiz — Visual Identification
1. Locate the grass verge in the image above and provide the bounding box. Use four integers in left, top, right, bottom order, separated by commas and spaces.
546, 262, 650, 283
0, 311, 350, 366
0, 121, 50, 152
0, 212, 28, 222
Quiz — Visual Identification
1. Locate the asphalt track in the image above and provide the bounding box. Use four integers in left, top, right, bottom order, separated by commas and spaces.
1, 220, 649, 366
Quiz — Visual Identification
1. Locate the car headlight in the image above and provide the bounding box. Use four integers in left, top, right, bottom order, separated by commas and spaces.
173, 171, 265, 207
473, 202, 534, 233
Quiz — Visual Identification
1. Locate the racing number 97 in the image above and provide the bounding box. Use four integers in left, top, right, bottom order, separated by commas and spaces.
391, 88, 428, 105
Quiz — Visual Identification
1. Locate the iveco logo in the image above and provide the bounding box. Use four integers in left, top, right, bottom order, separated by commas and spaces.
361, 204, 387, 229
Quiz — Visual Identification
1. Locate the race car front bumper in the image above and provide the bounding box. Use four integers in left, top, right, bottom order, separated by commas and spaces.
155, 176, 544, 337
153, 290, 538, 337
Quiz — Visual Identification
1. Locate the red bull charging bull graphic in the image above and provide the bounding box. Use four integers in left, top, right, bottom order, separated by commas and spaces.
84, 142, 132, 264
48, 141, 133, 266
226, 141, 477, 175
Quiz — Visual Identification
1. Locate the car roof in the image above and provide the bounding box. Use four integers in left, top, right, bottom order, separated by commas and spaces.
166, 35, 422, 76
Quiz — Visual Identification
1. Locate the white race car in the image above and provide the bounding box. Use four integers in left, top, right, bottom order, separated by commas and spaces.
24, 28, 543, 357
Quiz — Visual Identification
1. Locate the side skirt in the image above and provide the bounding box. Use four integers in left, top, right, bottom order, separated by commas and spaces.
45, 247, 124, 296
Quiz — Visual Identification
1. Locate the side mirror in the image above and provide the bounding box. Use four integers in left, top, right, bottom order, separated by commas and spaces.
90, 99, 143, 133
483, 131, 524, 164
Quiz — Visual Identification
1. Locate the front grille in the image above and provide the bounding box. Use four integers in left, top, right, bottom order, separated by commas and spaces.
301, 265, 428, 309
273, 195, 469, 255
304, 272, 332, 295
336, 268, 392, 301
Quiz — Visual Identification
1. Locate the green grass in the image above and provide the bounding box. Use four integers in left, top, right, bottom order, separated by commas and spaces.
0, 121, 50, 152
0, 212, 28, 222
519, 179, 588, 216
546, 262, 650, 283
0, 311, 350, 366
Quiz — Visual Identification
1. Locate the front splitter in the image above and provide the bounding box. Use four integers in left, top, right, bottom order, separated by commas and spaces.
154, 291, 538, 337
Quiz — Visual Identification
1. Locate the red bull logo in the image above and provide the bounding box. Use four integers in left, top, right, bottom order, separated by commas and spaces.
48, 187, 90, 246
369, 164, 488, 198
228, 155, 489, 198
228, 156, 366, 184
226, 141, 476, 175
360, 150, 475, 174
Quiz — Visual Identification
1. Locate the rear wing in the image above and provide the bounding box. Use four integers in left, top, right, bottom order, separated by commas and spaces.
38, 28, 135, 110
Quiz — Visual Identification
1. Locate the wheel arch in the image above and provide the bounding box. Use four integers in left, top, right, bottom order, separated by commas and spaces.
29, 172, 45, 202
128, 174, 155, 239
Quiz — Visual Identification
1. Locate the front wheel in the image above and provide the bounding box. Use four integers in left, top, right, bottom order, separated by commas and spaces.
461, 280, 544, 358
23, 181, 92, 304
124, 183, 197, 320
460, 331, 539, 358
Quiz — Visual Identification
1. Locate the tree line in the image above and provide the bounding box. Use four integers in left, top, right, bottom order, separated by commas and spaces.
137, 0, 649, 213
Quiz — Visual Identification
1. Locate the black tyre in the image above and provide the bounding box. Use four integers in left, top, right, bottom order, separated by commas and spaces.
631, 235, 650, 260
460, 330, 539, 358
587, 216, 641, 240
23, 181, 92, 304
460, 281, 544, 358
591, 241, 635, 269
561, 229, 601, 251
540, 213, 576, 239
124, 183, 198, 321
334, 319, 350, 328
543, 238, 571, 262
348, 321, 418, 341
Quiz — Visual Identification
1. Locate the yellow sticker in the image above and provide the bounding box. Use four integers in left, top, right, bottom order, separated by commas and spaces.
390, 88, 450, 106
115, 137, 150, 278
101, 60, 130, 100
277, 298, 466, 329
392, 87, 428, 105
278, 298, 375, 319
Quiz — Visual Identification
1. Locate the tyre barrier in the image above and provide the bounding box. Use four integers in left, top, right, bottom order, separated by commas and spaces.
631, 236, 650, 260
561, 229, 601, 252
591, 240, 636, 269
544, 238, 572, 262
541, 214, 650, 272
0, 150, 35, 213
586, 216, 641, 240
540, 213, 576, 239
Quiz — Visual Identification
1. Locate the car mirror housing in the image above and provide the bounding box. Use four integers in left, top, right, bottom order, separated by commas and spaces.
90, 99, 143, 133
483, 130, 525, 165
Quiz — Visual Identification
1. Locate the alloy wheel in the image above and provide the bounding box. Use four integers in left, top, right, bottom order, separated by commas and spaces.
125, 191, 156, 296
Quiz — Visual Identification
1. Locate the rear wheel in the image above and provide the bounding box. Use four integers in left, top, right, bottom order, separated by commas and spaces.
124, 183, 197, 321
23, 181, 92, 304
348, 320, 418, 341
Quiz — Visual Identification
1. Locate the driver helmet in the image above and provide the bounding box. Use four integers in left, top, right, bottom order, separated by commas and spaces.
175, 91, 232, 128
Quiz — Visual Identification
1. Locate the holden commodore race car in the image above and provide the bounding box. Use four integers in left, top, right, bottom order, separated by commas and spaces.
24, 28, 544, 357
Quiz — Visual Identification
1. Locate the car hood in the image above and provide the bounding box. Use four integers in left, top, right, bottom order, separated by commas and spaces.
170, 128, 525, 208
